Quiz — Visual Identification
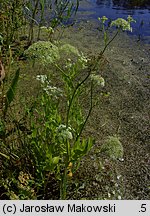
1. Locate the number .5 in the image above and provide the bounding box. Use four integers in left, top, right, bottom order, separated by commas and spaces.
141, 204, 146, 212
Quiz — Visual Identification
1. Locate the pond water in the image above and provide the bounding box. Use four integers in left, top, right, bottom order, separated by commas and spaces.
78, 0, 150, 44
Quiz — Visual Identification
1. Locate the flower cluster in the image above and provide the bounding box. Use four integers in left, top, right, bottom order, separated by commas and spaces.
110, 16, 136, 32
40, 26, 54, 34
59, 44, 80, 57
56, 124, 73, 141
98, 16, 108, 23
78, 52, 89, 69
65, 58, 74, 69
36, 74, 48, 84
44, 86, 62, 97
24, 41, 60, 66
36, 75, 63, 98
65, 52, 89, 70
90, 74, 105, 87
127, 15, 136, 23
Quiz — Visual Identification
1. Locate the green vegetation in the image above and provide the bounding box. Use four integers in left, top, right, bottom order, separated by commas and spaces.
0, 1, 137, 199
100, 136, 123, 160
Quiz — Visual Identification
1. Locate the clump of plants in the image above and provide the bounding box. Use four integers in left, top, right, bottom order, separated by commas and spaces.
24, 54, 103, 199
100, 136, 124, 160
24, 41, 60, 65
2, 171, 36, 200
0, 15, 135, 200
0, 0, 79, 58
24, 41, 86, 67
97, 15, 136, 56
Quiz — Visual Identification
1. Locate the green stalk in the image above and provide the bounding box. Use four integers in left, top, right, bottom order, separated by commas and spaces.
94, 29, 120, 70
60, 167, 67, 199
28, 0, 40, 44
101, 29, 119, 56
75, 81, 93, 142
37, 0, 46, 40
66, 71, 91, 128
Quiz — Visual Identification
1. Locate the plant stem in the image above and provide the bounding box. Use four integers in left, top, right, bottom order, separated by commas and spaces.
60, 167, 67, 199
75, 81, 93, 142
28, 0, 40, 44
101, 30, 119, 56
66, 71, 91, 128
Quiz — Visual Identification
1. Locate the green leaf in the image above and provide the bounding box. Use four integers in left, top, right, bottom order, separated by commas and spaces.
4, 68, 20, 116
32, 129, 37, 138
52, 156, 60, 165
45, 156, 60, 171
0, 152, 10, 160
71, 138, 93, 161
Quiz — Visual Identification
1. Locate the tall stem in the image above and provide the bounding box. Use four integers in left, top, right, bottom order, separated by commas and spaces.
66, 71, 91, 128
60, 168, 67, 199
29, 0, 40, 44
101, 30, 119, 56
75, 82, 93, 142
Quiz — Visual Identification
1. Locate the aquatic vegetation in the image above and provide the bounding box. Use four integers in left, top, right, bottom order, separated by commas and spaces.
24, 0, 79, 43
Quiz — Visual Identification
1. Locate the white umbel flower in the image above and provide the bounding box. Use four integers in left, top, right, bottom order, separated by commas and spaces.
57, 124, 73, 140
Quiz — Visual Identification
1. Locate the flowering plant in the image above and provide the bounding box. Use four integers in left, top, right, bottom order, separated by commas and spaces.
30, 61, 96, 199
98, 15, 136, 56
111, 15, 136, 32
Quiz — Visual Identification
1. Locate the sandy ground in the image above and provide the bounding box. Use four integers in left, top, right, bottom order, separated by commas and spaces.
58, 19, 150, 199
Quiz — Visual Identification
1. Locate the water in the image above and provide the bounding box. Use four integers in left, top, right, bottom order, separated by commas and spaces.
78, 0, 150, 44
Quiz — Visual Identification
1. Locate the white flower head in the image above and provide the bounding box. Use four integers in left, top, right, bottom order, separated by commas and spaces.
65, 59, 74, 69
36, 74, 62, 98
57, 124, 73, 140
43, 86, 63, 98
40, 26, 47, 30
98, 16, 108, 23
110, 17, 135, 32
36, 75, 48, 84
90, 74, 105, 87
127, 15, 136, 23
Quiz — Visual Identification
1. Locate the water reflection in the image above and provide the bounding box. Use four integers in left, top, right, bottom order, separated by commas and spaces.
112, 0, 150, 9
96, 0, 111, 7
96, 0, 150, 8
79, 0, 150, 43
